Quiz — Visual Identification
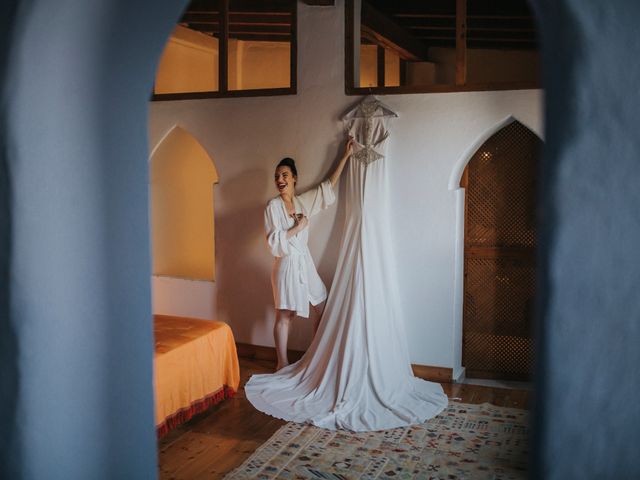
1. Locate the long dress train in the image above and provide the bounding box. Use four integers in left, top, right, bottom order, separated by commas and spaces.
245, 97, 448, 432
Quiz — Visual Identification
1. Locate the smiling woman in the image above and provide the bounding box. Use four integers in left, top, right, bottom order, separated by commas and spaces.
265, 143, 351, 371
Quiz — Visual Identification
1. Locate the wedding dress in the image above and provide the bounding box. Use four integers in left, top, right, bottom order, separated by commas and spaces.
245, 96, 448, 432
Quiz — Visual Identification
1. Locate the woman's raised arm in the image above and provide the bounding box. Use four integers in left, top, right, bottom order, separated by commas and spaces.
329, 137, 354, 187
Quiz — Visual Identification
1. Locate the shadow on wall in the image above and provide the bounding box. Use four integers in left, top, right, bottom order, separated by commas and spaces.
0, 0, 21, 475
287, 136, 350, 348
216, 167, 273, 343
314, 135, 349, 287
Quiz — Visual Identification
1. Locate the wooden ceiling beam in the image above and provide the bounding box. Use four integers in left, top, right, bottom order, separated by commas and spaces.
182, 13, 291, 24
465, 15, 533, 20
360, 27, 421, 61
230, 34, 291, 42
394, 13, 455, 19
407, 26, 455, 31
455, 0, 467, 85
467, 42, 538, 50
301, 0, 334, 5
467, 37, 538, 43
408, 25, 535, 33
415, 34, 536, 43
183, 20, 292, 27
468, 27, 535, 33
395, 13, 533, 20
192, 30, 292, 43
219, 0, 291, 12
361, 1, 428, 61
186, 24, 290, 35
185, 11, 291, 15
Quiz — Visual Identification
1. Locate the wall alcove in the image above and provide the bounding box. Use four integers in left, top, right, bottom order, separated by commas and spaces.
460, 120, 542, 381
150, 126, 219, 281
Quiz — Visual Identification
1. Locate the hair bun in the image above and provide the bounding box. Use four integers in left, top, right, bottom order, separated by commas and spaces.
277, 157, 298, 177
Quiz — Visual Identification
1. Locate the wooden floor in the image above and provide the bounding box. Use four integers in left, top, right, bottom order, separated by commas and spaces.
158, 357, 531, 479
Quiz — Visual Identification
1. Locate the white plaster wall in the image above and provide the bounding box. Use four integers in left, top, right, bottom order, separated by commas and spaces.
152, 276, 217, 320
148, 0, 543, 369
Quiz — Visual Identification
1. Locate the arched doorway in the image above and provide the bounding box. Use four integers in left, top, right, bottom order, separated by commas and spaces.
460, 120, 542, 381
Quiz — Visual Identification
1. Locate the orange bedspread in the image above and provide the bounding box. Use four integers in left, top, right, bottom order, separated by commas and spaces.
154, 315, 240, 436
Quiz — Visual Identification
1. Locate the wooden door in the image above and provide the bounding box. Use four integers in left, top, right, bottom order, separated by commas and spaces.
461, 121, 541, 381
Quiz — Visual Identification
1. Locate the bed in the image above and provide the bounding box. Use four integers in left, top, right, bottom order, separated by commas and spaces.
154, 314, 240, 437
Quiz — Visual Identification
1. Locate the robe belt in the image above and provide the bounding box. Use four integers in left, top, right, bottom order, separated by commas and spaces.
287, 248, 307, 285
298, 255, 307, 285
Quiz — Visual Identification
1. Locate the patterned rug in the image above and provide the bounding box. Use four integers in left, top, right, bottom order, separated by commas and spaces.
224, 402, 528, 480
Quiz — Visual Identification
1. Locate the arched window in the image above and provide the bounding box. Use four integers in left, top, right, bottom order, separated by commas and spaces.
150, 126, 219, 281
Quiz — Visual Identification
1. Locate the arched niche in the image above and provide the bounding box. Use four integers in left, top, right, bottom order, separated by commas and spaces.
150, 126, 219, 281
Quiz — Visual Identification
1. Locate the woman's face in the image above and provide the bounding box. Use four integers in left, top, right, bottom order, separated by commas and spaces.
274, 166, 296, 196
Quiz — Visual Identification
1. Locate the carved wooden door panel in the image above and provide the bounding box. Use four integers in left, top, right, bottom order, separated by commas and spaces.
461, 121, 541, 380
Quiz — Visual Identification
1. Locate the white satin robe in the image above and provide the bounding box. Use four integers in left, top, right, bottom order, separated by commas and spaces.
264, 180, 335, 318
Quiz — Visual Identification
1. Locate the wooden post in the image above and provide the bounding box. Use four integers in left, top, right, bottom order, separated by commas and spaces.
377, 46, 385, 87
290, 0, 297, 91
301, 0, 334, 4
219, 0, 229, 92
456, 0, 467, 85
346, 0, 358, 90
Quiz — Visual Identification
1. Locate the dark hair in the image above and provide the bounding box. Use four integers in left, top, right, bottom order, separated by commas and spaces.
276, 157, 297, 178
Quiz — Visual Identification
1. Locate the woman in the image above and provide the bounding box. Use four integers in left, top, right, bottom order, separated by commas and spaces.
265, 139, 353, 370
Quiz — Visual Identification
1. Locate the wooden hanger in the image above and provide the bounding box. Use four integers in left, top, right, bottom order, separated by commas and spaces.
342, 94, 398, 119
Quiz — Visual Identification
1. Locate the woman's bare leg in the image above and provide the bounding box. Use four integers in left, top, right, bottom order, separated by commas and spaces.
312, 301, 326, 337
274, 309, 294, 371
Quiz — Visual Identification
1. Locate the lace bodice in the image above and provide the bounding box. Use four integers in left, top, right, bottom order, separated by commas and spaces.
343, 98, 395, 166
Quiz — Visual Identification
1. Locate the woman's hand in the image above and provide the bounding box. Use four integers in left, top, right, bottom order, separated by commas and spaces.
292, 213, 308, 232
329, 137, 355, 187
344, 137, 354, 157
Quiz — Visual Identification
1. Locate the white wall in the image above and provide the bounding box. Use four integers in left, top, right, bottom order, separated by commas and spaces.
148, 0, 543, 370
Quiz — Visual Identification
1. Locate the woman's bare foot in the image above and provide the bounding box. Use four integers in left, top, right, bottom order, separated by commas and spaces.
275, 362, 289, 372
